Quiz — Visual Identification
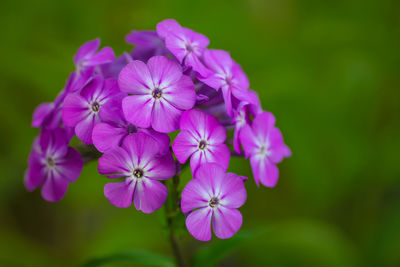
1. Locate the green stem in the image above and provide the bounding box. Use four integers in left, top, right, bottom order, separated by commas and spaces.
165, 174, 186, 267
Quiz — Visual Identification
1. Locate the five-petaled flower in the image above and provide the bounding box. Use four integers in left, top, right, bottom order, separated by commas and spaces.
240, 111, 291, 187
157, 19, 210, 77
172, 109, 230, 175
200, 49, 259, 116
25, 128, 83, 202
74, 38, 115, 74
181, 163, 247, 241
118, 55, 196, 133
98, 133, 175, 213
62, 75, 121, 144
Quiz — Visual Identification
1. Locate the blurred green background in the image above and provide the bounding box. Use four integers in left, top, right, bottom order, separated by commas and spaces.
1, 0, 399, 266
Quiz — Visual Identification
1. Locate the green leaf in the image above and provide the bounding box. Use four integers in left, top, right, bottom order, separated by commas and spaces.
192, 230, 257, 267
81, 250, 175, 267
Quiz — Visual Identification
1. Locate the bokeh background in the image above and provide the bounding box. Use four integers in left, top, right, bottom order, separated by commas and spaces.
1, 0, 399, 266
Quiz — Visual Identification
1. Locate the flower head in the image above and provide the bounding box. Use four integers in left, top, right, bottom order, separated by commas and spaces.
118, 56, 196, 133
98, 133, 176, 213
157, 19, 210, 77
172, 109, 230, 175
200, 49, 259, 116
181, 163, 247, 241
92, 94, 170, 153
240, 111, 291, 187
25, 128, 83, 202
62, 75, 121, 144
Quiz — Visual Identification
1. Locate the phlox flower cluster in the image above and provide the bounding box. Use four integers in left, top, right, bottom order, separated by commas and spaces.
26, 19, 290, 241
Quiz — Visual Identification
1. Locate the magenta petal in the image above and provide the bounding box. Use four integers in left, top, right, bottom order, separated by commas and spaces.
122, 95, 153, 128
62, 94, 89, 127
151, 99, 182, 133
253, 112, 275, 140
25, 153, 45, 191
212, 206, 242, 239
184, 52, 211, 78
163, 75, 196, 110
118, 61, 153, 94
92, 123, 127, 153
121, 133, 160, 167
172, 131, 198, 163
259, 160, 279, 188
98, 147, 131, 177
133, 178, 167, 213
32, 102, 54, 127
186, 207, 212, 241
239, 124, 258, 158
98, 94, 127, 125
268, 127, 291, 163
156, 19, 182, 40
75, 115, 97, 144
85, 47, 115, 66
144, 153, 176, 180
57, 147, 83, 183
41, 174, 69, 202
219, 173, 247, 208
181, 179, 210, 213
204, 144, 230, 171
74, 39, 100, 65
202, 49, 233, 74
147, 56, 182, 88
104, 180, 135, 208
140, 129, 171, 155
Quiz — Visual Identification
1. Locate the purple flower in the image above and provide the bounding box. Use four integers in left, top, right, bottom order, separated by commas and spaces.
25, 128, 83, 202
62, 75, 121, 144
92, 94, 170, 153
200, 49, 259, 117
232, 101, 261, 153
157, 19, 210, 77
240, 111, 291, 187
98, 133, 176, 213
181, 163, 247, 241
172, 109, 230, 175
118, 56, 196, 133
74, 38, 115, 73
126, 30, 169, 62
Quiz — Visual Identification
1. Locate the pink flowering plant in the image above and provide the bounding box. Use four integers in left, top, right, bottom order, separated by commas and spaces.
26, 19, 291, 266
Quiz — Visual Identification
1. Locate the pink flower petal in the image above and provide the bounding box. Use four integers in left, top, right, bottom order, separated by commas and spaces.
118, 60, 153, 94
32, 102, 54, 127
133, 178, 167, 213
104, 180, 135, 208
172, 131, 198, 163
92, 123, 127, 153
56, 147, 83, 183
147, 56, 182, 88
219, 173, 247, 209
98, 146, 132, 178
203, 143, 230, 171
144, 153, 176, 180
62, 93, 90, 127
212, 206, 242, 239
151, 99, 182, 133
121, 133, 161, 168
74, 39, 100, 65
85, 47, 115, 66
122, 95, 153, 128
186, 207, 212, 241
181, 179, 210, 213
41, 174, 69, 202
163, 75, 196, 110
75, 114, 98, 144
